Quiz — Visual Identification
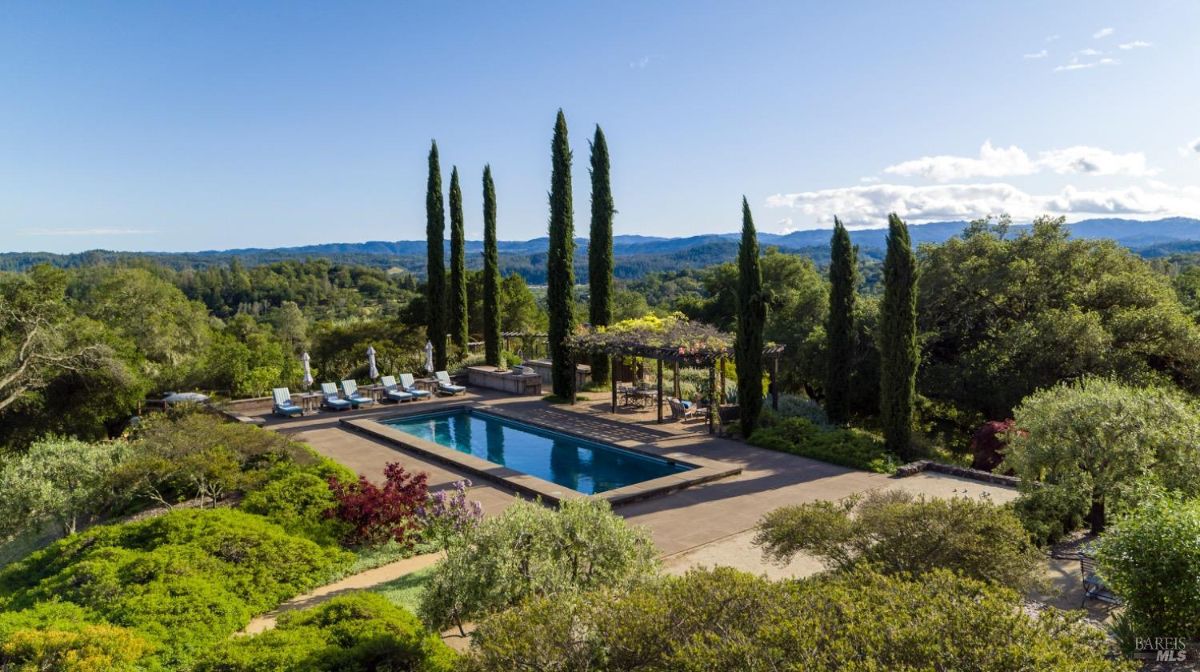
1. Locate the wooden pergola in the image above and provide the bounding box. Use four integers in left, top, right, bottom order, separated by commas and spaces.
567, 318, 784, 434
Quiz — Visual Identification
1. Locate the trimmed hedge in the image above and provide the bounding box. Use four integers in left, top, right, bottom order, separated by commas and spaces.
750, 417, 897, 473
0, 508, 352, 668
194, 592, 456, 672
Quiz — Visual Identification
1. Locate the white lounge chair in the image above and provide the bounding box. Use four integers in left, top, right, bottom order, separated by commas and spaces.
272, 387, 303, 417
380, 375, 414, 403
399, 373, 432, 399
341, 379, 375, 408
320, 382, 352, 411
434, 370, 466, 396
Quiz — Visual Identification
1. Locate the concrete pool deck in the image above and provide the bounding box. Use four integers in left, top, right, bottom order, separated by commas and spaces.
255, 390, 1019, 570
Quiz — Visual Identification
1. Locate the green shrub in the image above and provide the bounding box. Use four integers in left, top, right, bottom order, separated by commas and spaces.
754, 490, 1042, 591
0, 602, 158, 672
242, 470, 346, 546
465, 567, 1131, 671
749, 417, 897, 473
419, 498, 658, 634
1095, 496, 1200, 642
0, 508, 352, 667
196, 592, 456, 672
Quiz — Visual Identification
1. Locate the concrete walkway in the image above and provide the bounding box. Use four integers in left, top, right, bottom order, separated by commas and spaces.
241, 551, 443, 635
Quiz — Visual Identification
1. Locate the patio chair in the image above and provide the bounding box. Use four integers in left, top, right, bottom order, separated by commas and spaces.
668, 397, 703, 422
380, 375, 414, 403
320, 382, 352, 411
272, 387, 303, 417
434, 370, 466, 396
341, 379, 376, 408
399, 373, 432, 399
1080, 555, 1122, 606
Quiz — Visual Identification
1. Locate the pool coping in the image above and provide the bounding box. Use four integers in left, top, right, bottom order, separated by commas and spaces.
340, 403, 742, 506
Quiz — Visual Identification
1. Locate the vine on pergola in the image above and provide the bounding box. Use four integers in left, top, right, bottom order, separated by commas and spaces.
567, 313, 780, 366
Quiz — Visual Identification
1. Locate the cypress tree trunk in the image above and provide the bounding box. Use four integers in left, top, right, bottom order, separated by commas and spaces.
426, 141, 447, 371
547, 110, 576, 400
826, 217, 857, 425
879, 213, 918, 460
482, 165, 502, 367
735, 198, 766, 437
448, 166, 469, 353
588, 125, 614, 385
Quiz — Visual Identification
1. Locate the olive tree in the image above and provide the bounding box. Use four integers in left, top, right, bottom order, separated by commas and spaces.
1004, 377, 1200, 534
753, 489, 1041, 590
418, 498, 658, 634
0, 437, 128, 541
1096, 495, 1200, 643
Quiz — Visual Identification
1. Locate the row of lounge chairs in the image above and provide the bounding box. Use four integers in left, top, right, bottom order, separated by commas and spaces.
272, 372, 466, 417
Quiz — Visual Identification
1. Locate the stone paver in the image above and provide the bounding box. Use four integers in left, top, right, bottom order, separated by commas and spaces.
258, 394, 1019, 577
241, 551, 443, 635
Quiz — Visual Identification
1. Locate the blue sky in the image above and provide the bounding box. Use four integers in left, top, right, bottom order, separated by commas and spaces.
2, 1, 1199, 253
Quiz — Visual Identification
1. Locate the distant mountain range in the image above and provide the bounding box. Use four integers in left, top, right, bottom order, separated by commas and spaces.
5, 217, 1200, 282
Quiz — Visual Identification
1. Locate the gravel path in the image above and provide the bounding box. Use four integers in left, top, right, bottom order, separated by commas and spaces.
241, 551, 443, 635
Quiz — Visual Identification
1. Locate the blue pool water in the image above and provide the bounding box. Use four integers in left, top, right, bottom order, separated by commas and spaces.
382, 409, 692, 494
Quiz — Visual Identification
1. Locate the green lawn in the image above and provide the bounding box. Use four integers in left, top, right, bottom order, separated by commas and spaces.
368, 565, 437, 614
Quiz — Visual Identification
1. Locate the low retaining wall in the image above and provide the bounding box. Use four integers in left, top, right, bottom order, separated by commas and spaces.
466, 366, 542, 395
894, 459, 1021, 488
523, 359, 590, 391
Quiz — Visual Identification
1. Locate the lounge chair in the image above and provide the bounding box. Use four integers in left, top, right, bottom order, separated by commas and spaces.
320, 382, 352, 411
380, 375, 414, 403
399, 373, 432, 399
272, 387, 303, 417
434, 370, 466, 396
341, 379, 376, 408
668, 397, 704, 422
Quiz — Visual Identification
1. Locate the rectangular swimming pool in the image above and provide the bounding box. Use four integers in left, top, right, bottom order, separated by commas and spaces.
382, 408, 693, 494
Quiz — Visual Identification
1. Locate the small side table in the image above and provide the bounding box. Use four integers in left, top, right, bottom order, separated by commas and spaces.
299, 392, 322, 413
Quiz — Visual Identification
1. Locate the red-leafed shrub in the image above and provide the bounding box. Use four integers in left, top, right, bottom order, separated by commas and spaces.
970, 420, 1015, 473
326, 463, 429, 547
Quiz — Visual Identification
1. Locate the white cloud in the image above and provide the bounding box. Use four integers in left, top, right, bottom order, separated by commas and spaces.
1118, 40, 1152, 50
1054, 57, 1119, 72
883, 141, 1151, 182
1023, 49, 1048, 59
860, 176, 880, 184
1093, 27, 1114, 39
1076, 47, 1103, 56
1038, 145, 1153, 176
20, 228, 156, 236
1181, 137, 1200, 157
1045, 34, 1061, 43
629, 56, 652, 69
765, 181, 1200, 227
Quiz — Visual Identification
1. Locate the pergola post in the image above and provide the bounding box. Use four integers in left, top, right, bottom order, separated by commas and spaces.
708, 362, 717, 434
771, 355, 780, 411
656, 358, 664, 423
673, 361, 680, 398
611, 357, 618, 413
718, 357, 726, 405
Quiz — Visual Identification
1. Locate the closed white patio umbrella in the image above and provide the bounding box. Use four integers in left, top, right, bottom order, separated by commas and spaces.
367, 345, 379, 380
301, 352, 314, 389
423, 340, 435, 374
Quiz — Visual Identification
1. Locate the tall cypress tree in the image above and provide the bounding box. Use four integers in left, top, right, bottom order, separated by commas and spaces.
482, 165, 502, 367
736, 197, 766, 437
547, 109, 576, 399
425, 141, 447, 370
448, 166, 469, 353
879, 212, 918, 460
825, 216, 857, 425
588, 125, 614, 385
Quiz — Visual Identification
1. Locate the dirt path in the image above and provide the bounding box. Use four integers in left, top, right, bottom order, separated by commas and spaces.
241, 551, 443, 635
